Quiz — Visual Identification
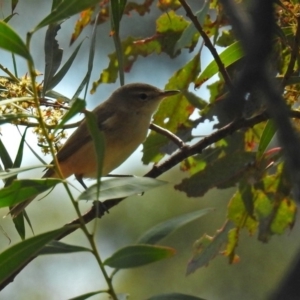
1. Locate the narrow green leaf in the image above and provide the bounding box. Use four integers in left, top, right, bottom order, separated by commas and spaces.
34, 0, 100, 31
48, 41, 83, 90
39, 240, 91, 255
43, 23, 63, 96
0, 165, 48, 180
54, 97, 85, 133
85, 111, 105, 198
0, 138, 13, 169
0, 21, 32, 62
13, 127, 29, 169
3, 13, 17, 23
78, 177, 167, 201
147, 293, 206, 300
0, 226, 78, 285
69, 291, 106, 300
104, 244, 175, 268
71, 14, 98, 102
13, 213, 25, 240
137, 208, 214, 245
11, 0, 19, 13
257, 120, 276, 159
195, 41, 243, 88
0, 179, 61, 208
45, 90, 71, 103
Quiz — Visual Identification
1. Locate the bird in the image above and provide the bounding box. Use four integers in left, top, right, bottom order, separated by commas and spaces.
11, 83, 179, 216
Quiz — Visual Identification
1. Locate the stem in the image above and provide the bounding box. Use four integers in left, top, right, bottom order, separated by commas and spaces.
25, 31, 118, 299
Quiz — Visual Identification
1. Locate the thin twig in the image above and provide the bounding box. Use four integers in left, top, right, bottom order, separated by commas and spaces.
150, 123, 186, 149
179, 0, 233, 90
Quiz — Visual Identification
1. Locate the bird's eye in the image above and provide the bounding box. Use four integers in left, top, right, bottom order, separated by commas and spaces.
138, 93, 148, 101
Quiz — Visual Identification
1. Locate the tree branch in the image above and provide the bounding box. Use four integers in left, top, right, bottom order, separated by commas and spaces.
179, 0, 233, 90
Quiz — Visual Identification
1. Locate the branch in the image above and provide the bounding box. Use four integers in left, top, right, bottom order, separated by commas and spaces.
179, 0, 233, 90
149, 123, 186, 149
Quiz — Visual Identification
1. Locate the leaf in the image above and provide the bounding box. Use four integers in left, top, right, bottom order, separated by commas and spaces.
0, 138, 13, 169
0, 179, 61, 208
12, 127, 28, 169
38, 240, 91, 255
91, 11, 197, 92
0, 226, 78, 285
43, 24, 63, 96
147, 293, 206, 300
137, 208, 214, 244
34, 0, 101, 31
175, 152, 256, 197
104, 244, 175, 268
143, 52, 200, 164
11, 0, 19, 13
54, 97, 85, 133
84, 110, 106, 197
49, 41, 83, 90
0, 165, 49, 180
195, 41, 243, 88
174, 1, 209, 53
69, 291, 105, 300
257, 120, 276, 159
0, 21, 32, 62
78, 177, 167, 201
70, 8, 94, 45
186, 221, 235, 275
72, 12, 98, 102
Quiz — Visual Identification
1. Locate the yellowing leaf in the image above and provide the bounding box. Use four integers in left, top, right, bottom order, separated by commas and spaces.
70, 8, 94, 45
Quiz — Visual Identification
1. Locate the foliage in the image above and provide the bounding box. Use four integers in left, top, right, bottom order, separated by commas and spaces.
0, 0, 299, 299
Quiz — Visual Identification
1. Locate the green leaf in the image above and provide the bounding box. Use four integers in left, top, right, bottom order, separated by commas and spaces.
147, 293, 206, 300
38, 240, 91, 255
175, 152, 256, 197
0, 138, 13, 169
0, 226, 78, 285
12, 128, 28, 168
0, 165, 48, 180
84, 111, 106, 198
195, 41, 243, 88
43, 23, 63, 96
34, 0, 101, 31
0, 21, 32, 62
143, 52, 200, 164
11, 0, 19, 13
174, 1, 209, 53
104, 244, 175, 268
54, 97, 85, 133
257, 120, 276, 159
0, 179, 61, 208
186, 221, 235, 275
78, 177, 167, 201
48, 40, 83, 90
69, 291, 106, 300
137, 208, 214, 244
91, 12, 197, 92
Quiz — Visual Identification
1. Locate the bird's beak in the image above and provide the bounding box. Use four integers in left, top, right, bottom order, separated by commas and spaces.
161, 89, 180, 98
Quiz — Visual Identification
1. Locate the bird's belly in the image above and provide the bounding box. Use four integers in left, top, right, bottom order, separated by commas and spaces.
58, 129, 147, 179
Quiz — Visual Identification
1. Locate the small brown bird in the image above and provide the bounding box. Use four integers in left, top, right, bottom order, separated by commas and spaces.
12, 83, 179, 216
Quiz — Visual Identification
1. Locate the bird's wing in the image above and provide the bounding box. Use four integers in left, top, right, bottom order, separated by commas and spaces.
44, 103, 115, 177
